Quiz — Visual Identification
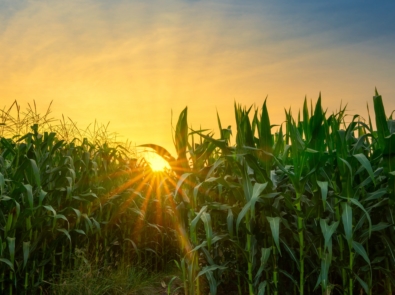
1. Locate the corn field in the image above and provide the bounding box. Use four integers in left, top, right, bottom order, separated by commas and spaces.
0, 102, 179, 294
1, 90, 395, 294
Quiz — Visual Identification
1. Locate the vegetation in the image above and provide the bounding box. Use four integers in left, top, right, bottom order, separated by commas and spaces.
1, 90, 394, 294
0, 102, 179, 294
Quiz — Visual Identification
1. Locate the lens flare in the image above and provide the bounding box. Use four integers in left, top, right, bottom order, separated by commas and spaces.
145, 152, 171, 171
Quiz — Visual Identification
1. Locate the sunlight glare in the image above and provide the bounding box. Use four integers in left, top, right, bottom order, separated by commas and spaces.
145, 152, 171, 172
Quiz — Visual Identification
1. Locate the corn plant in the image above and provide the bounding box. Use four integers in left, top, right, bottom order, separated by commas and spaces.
0, 104, 179, 294
149, 90, 395, 295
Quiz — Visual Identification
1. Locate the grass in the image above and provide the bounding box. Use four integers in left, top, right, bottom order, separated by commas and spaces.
48, 248, 180, 295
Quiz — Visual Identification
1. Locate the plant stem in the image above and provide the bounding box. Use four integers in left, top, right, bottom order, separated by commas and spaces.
272, 243, 278, 295
385, 258, 392, 295
349, 246, 354, 293
337, 183, 347, 292
296, 192, 304, 295
246, 212, 254, 295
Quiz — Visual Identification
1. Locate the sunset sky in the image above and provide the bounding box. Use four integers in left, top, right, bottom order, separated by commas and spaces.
1, 0, 395, 155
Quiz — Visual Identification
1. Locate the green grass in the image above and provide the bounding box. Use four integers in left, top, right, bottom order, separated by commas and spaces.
48, 247, 180, 295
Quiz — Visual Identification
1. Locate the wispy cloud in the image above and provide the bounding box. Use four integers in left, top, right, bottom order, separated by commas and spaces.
0, 0, 394, 151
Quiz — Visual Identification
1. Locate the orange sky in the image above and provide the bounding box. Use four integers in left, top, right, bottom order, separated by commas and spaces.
1, 0, 395, 155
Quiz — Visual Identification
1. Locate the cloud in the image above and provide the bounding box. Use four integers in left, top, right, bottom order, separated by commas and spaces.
0, 0, 394, 151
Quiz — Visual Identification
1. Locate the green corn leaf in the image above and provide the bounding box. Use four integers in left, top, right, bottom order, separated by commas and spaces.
205, 158, 225, 179
255, 247, 271, 283
236, 201, 252, 234
341, 202, 353, 247
361, 222, 390, 238
280, 237, 299, 270
354, 153, 376, 186
259, 98, 273, 152
320, 219, 339, 255
73, 229, 86, 235
348, 198, 372, 238
373, 91, 389, 150
138, 144, 175, 162
147, 223, 161, 234
167, 276, 179, 295
250, 182, 267, 219
317, 181, 328, 211
241, 112, 255, 147
82, 214, 93, 233
191, 130, 228, 150
201, 247, 215, 265
227, 209, 234, 238
273, 125, 284, 158
305, 148, 318, 153
352, 240, 370, 265
197, 264, 227, 278
191, 235, 227, 252
261, 247, 272, 264
240, 160, 253, 202
175, 107, 188, 159
54, 214, 69, 224
206, 271, 218, 295
23, 184, 33, 209
39, 190, 47, 206
180, 257, 186, 282
262, 192, 281, 199
339, 158, 353, 180
352, 134, 370, 154
244, 154, 269, 184
193, 182, 204, 206
371, 256, 385, 264
7, 237, 15, 264
190, 206, 207, 244
200, 212, 213, 251
91, 217, 101, 232
364, 187, 387, 202
303, 97, 310, 141
50, 139, 64, 155
145, 248, 158, 256
0, 172, 4, 194
124, 239, 139, 253
320, 252, 331, 291
29, 159, 41, 188
355, 273, 369, 294
23, 241, 30, 269
217, 110, 223, 139
14, 200, 20, 220
279, 269, 298, 287
43, 205, 57, 216
258, 281, 267, 295
267, 216, 281, 255
174, 172, 193, 202
72, 208, 81, 224
79, 192, 98, 199
381, 235, 395, 265
0, 258, 14, 272
57, 228, 71, 243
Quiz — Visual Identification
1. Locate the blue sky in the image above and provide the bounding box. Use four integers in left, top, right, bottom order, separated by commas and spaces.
1, 0, 394, 151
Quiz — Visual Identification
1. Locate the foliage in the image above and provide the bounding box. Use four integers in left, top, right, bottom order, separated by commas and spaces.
0, 103, 178, 294
1, 90, 395, 295
149, 90, 395, 295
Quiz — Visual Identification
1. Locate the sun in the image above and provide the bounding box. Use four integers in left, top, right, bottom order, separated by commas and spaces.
144, 152, 171, 172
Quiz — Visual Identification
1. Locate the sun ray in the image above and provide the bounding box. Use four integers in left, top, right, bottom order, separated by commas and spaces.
143, 151, 171, 172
